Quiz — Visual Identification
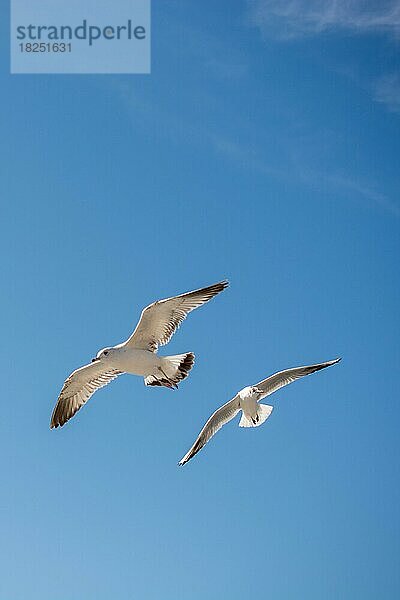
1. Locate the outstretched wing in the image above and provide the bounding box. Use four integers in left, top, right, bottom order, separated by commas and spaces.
179, 396, 240, 466
254, 358, 341, 400
50, 361, 123, 429
125, 280, 228, 352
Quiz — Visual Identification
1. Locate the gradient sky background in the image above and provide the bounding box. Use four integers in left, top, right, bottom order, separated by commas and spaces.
1, 1, 399, 598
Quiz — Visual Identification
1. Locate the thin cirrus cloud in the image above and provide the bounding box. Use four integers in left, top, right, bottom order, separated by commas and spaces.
373, 73, 400, 113
115, 81, 399, 217
247, 0, 400, 38
212, 133, 400, 217
247, 1, 400, 115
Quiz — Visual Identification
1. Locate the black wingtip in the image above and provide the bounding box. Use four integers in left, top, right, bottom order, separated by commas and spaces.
50, 419, 58, 430
210, 279, 229, 290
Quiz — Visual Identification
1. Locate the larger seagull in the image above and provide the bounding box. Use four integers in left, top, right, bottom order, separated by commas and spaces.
179, 358, 341, 465
51, 280, 228, 429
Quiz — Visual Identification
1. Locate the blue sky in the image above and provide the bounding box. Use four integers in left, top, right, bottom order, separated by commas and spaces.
1, 1, 399, 598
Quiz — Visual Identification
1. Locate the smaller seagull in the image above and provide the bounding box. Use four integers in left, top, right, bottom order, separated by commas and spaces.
51, 280, 228, 429
178, 358, 341, 466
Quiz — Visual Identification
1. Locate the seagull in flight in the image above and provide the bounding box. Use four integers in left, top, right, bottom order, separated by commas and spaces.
50, 280, 228, 429
178, 358, 341, 466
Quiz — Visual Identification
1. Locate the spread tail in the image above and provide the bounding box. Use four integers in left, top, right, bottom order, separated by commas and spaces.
144, 353, 195, 389
239, 403, 273, 428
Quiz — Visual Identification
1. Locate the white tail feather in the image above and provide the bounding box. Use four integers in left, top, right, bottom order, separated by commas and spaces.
144, 353, 195, 388
239, 403, 273, 428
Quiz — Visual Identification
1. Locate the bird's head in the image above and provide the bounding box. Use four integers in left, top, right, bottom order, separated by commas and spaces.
239, 386, 264, 399
92, 347, 113, 362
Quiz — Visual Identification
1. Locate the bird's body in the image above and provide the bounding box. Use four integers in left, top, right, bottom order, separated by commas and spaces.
237, 386, 259, 423
50, 280, 228, 428
179, 358, 341, 465
102, 346, 164, 377
92, 345, 195, 388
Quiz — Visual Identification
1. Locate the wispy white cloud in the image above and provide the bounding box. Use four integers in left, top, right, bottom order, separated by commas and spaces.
210, 134, 284, 178
290, 154, 400, 217
247, 0, 400, 38
116, 81, 399, 217
332, 174, 400, 217
203, 58, 248, 80
311, 171, 400, 217
212, 132, 400, 217
247, 2, 400, 115
373, 73, 400, 112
